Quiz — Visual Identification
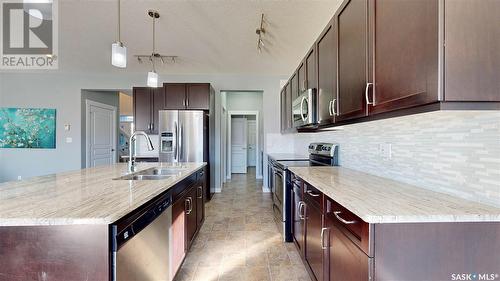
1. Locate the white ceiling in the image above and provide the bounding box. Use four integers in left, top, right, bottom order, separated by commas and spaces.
57, 0, 341, 75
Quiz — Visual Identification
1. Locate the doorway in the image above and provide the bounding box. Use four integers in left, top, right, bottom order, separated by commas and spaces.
227, 111, 259, 179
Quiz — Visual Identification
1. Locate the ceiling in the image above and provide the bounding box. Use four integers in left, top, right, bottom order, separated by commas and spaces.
57, 0, 341, 75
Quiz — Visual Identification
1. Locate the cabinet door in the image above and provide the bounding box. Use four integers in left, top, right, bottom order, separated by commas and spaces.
370, 0, 439, 115
187, 83, 210, 110
327, 220, 370, 281
164, 83, 187, 109
151, 87, 165, 134
133, 87, 152, 132
304, 200, 323, 281
280, 87, 287, 132
185, 186, 198, 249
336, 0, 368, 122
298, 63, 306, 93
305, 47, 317, 91
291, 72, 299, 100
195, 184, 204, 228
171, 197, 186, 274
444, 0, 500, 101
317, 20, 337, 125
292, 181, 304, 253
285, 82, 293, 130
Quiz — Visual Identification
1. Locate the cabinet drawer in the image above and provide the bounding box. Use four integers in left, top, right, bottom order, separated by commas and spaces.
325, 197, 371, 256
304, 182, 323, 209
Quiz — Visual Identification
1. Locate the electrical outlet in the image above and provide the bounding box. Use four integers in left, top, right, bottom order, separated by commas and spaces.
66, 137, 73, 143
379, 143, 392, 160
17, 176, 22, 181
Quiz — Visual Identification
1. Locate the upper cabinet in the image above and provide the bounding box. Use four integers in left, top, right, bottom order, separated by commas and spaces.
368, 0, 439, 115
443, 0, 500, 102
336, 0, 369, 122
164, 83, 211, 110
133, 87, 164, 134
287, 0, 499, 131
317, 20, 337, 125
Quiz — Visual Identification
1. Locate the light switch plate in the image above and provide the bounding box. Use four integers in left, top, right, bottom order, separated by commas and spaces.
66, 137, 73, 143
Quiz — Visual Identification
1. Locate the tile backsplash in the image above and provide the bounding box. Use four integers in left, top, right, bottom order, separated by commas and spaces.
291, 111, 500, 207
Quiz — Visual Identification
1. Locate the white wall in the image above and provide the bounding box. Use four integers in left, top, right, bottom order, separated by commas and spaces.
0, 72, 285, 191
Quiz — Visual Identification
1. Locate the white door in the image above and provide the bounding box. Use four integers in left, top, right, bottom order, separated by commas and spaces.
247, 120, 256, 167
231, 117, 248, 174
87, 101, 117, 167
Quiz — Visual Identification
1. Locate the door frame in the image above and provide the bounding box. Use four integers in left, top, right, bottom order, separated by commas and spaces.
85, 100, 117, 168
227, 110, 260, 180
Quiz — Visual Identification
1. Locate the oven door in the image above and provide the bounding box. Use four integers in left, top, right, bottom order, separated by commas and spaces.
292, 88, 318, 128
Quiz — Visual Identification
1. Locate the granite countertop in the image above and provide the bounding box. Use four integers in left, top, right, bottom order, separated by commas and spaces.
267, 153, 309, 161
0, 162, 206, 226
120, 155, 159, 159
288, 166, 500, 224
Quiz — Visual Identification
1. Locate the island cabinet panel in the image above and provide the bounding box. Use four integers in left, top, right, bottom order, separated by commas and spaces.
164, 83, 187, 110
317, 20, 337, 125
336, 0, 369, 122
444, 0, 500, 102
195, 168, 206, 228
0, 225, 108, 281
171, 195, 187, 275
373, 222, 500, 281
185, 185, 198, 248
369, 0, 439, 115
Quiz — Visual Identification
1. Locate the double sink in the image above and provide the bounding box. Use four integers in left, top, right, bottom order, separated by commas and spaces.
115, 166, 188, 181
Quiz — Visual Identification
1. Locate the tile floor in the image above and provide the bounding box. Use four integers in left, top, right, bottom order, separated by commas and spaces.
174, 168, 311, 281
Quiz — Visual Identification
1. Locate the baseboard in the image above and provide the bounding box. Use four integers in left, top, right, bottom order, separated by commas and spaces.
256, 174, 263, 179
262, 185, 271, 193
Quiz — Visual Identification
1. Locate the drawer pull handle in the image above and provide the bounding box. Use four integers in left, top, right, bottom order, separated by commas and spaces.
334, 211, 357, 225
298, 201, 305, 220
306, 190, 320, 197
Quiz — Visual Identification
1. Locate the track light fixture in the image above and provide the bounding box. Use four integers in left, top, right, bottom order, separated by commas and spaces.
256, 14, 266, 53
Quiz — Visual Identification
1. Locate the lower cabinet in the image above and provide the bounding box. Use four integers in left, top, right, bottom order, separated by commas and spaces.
292, 176, 305, 253
325, 214, 371, 281
171, 168, 206, 278
304, 184, 324, 281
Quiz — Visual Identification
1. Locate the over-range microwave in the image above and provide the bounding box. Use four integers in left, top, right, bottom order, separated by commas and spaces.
292, 88, 318, 128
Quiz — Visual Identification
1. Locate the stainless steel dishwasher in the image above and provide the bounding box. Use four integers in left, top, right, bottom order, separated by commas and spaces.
110, 192, 172, 281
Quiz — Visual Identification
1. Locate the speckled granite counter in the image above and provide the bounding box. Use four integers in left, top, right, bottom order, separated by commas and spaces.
288, 166, 500, 223
0, 162, 206, 226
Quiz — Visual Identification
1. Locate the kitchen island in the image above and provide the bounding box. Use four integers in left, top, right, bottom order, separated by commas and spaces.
0, 162, 207, 281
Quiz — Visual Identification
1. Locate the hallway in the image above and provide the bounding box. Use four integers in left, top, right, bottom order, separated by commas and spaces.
174, 168, 311, 281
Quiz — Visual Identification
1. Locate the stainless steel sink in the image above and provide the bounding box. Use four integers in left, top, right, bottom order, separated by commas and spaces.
114, 166, 188, 180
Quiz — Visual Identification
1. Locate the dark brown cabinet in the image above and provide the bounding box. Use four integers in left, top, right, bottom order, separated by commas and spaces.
285, 82, 293, 130
164, 83, 211, 110
305, 47, 317, 92
326, 220, 370, 281
280, 85, 287, 133
336, 0, 369, 122
369, 0, 439, 115
317, 19, 337, 125
291, 73, 299, 100
304, 184, 324, 281
444, 0, 500, 102
171, 194, 187, 274
133, 87, 164, 134
185, 185, 198, 248
195, 169, 206, 228
292, 177, 304, 253
298, 63, 306, 94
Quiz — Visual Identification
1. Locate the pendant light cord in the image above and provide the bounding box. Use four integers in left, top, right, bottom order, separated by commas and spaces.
117, 0, 121, 42
152, 15, 156, 72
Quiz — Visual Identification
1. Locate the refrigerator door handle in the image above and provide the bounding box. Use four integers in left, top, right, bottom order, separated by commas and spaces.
179, 125, 183, 161
174, 121, 178, 160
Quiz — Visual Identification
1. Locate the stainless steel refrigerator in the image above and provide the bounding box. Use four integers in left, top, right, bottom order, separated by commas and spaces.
158, 110, 214, 199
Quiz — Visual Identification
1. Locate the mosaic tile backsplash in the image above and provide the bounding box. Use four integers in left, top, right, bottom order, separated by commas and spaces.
291, 111, 500, 207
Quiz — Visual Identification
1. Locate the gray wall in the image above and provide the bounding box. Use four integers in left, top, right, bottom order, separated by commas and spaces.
80, 90, 120, 168
0, 72, 285, 190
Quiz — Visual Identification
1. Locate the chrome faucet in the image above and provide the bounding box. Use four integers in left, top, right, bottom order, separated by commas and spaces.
128, 131, 154, 173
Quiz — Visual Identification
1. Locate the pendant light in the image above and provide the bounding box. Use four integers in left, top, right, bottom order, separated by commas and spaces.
111, 0, 127, 68
146, 10, 160, 87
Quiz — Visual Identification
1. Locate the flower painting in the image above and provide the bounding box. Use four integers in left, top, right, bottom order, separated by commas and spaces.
0, 108, 56, 149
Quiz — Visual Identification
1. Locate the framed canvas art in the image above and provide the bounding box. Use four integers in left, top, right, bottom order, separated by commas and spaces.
0, 108, 56, 149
